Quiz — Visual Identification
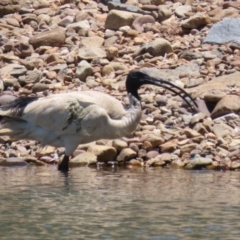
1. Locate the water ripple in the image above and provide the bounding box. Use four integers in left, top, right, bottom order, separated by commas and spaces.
0, 166, 240, 239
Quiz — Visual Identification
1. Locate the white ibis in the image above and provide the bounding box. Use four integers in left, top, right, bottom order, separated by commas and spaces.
0, 70, 198, 171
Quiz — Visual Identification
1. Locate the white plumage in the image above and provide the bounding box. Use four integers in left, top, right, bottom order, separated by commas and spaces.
0, 70, 198, 171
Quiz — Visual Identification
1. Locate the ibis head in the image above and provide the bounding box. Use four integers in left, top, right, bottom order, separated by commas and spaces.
126, 69, 198, 113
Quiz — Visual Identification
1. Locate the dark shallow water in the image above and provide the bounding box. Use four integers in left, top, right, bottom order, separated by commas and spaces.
0, 165, 240, 240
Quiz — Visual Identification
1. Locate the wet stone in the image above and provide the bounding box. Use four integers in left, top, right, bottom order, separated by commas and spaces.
116, 148, 137, 162
70, 152, 97, 167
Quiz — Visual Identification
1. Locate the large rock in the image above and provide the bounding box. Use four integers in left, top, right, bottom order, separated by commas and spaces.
160, 139, 178, 152
18, 70, 42, 86
29, 27, 66, 49
66, 20, 90, 31
78, 47, 106, 60
112, 139, 128, 152
70, 152, 97, 167
204, 18, 240, 46
209, 8, 240, 24
0, 0, 20, 17
181, 13, 210, 29
0, 64, 26, 77
81, 36, 104, 48
87, 145, 117, 162
108, 2, 148, 14
146, 155, 165, 167
188, 72, 240, 99
158, 6, 172, 22
211, 95, 240, 119
180, 143, 198, 154
133, 38, 172, 58
13, 41, 33, 58
116, 148, 137, 162
212, 123, 234, 138
105, 10, 141, 30
183, 128, 201, 138
102, 62, 128, 76
143, 134, 165, 148
185, 157, 212, 170
175, 5, 192, 18
75, 60, 93, 81
137, 64, 200, 82
148, 38, 173, 56
132, 15, 155, 32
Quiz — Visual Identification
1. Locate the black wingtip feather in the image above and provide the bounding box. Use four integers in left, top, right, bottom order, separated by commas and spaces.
0, 96, 38, 117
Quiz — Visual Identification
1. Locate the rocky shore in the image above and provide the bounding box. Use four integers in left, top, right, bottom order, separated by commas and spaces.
0, 0, 240, 170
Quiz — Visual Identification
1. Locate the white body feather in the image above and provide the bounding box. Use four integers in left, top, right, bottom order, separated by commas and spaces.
0, 91, 142, 156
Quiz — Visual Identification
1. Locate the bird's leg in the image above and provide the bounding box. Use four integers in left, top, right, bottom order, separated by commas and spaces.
58, 155, 69, 172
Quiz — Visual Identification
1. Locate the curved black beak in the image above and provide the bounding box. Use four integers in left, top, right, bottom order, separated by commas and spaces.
126, 69, 199, 113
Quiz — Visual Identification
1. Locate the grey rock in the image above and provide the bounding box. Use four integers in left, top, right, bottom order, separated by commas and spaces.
146, 151, 159, 160
175, 5, 192, 18
201, 50, 222, 60
88, 145, 117, 162
204, 18, 240, 46
158, 6, 172, 22
10, 65, 27, 77
4, 78, 18, 87
105, 10, 141, 30
22, 13, 37, 24
211, 95, 240, 119
70, 152, 97, 167
138, 64, 200, 82
32, 83, 49, 93
212, 123, 234, 138
106, 46, 118, 60
18, 70, 42, 86
0, 94, 16, 106
190, 112, 206, 125
66, 20, 90, 31
147, 38, 172, 56
29, 27, 66, 49
49, 63, 68, 72
230, 161, 240, 170
13, 41, 34, 58
181, 13, 209, 29
185, 157, 212, 170
132, 15, 155, 32
81, 36, 104, 48
78, 47, 106, 60
37, 14, 51, 26
75, 60, 93, 82
188, 72, 240, 99
0, 0, 21, 17
58, 15, 75, 27
133, 38, 172, 58
178, 50, 202, 60
108, 2, 150, 14
25, 157, 46, 166
104, 36, 118, 47
146, 155, 165, 167
112, 139, 128, 152
116, 148, 137, 162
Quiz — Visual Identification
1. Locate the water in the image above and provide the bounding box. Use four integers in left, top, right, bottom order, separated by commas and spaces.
0, 165, 240, 240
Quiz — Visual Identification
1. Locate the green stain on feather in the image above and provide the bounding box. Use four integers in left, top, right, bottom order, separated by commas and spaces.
62, 101, 86, 132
